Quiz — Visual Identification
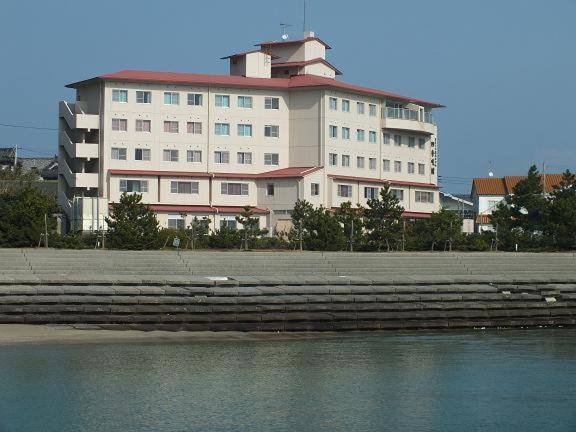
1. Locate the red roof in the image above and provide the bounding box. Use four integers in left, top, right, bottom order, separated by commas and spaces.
472, 174, 563, 196
256, 36, 332, 49
403, 211, 433, 219
108, 167, 322, 179
271, 58, 342, 75
68, 70, 444, 108
220, 50, 280, 60
328, 174, 439, 189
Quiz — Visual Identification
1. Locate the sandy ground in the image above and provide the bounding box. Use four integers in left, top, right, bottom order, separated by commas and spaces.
0, 325, 343, 346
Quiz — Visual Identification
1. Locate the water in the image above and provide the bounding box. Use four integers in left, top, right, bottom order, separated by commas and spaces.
1, 329, 575, 432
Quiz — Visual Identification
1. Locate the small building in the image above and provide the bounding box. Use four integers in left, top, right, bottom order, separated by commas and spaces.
439, 192, 474, 233
471, 174, 563, 232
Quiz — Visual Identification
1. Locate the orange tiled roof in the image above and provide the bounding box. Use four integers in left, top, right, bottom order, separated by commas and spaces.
473, 174, 564, 196
475, 214, 492, 224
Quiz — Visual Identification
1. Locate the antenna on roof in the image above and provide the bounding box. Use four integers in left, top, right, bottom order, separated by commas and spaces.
280, 23, 292, 40
303, 0, 308, 32
488, 161, 494, 177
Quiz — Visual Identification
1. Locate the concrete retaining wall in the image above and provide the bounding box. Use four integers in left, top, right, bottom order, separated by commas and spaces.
0, 250, 575, 331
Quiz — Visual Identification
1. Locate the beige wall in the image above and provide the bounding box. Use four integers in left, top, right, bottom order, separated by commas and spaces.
288, 89, 322, 166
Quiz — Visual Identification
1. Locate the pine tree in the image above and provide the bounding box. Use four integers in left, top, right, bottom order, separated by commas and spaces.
363, 184, 404, 251
236, 205, 267, 250
335, 201, 364, 251
549, 170, 576, 249
105, 193, 160, 250
186, 216, 211, 249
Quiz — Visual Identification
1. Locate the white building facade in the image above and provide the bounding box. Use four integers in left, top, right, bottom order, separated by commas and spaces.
58, 32, 443, 233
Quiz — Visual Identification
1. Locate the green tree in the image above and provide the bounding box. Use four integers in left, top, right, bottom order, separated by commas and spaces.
105, 193, 160, 249
289, 199, 314, 250
548, 170, 576, 249
236, 206, 267, 250
185, 216, 211, 249
335, 201, 364, 251
363, 184, 404, 251
208, 224, 241, 249
427, 209, 463, 251
0, 186, 59, 247
289, 200, 345, 250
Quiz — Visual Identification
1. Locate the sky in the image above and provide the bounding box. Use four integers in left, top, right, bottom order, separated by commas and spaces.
0, 0, 575, 193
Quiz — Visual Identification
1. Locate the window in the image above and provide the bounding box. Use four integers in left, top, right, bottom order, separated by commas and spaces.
111, 147, 126, 160
357, 102, 365, 114
265, 97, 279, 109
164, 121, 179, 133
163, 149, 179, 162
342, 99, 350, 112
394, 161, 402, 173
329, 153, 338, 166
215, 123, 230, 136
237, 124, 253, 137
369, 158, 377, 170
394, 134, 402, 146
264, 153, 279, 165
408, 137, 416, 148
383, 133, 390, 145
369, 104, 377, 116
391, 189, 404, 201
415, 191, 435, 203
112, 118, 127, 131
112, 89, 128, 102
408, 162, 415, 174
329, 97, 338, 110
418, 163, 425, 175
264, 125, 279, 137
187, 122, 202, 134
418, 138, 426, 149
342, 127, 350, 140
168, 215, 186, 230
221, 182, 248, 195
214, 151, 230, 164
164, 92, 179, 105
337, 184, 352, 197
311, 183, 320, 196
237, 152, 252, 164
382, 159, 391, 172
237, 96, 252, 108
364, 187, 378, 199
135, 119, 151, 132
342, 155, 350, 167
136, 91, 151, 104
215, 94, 230, 107
120, 180, 148, 193
369, 131, 377, 143
187, 93, 203, 106
135, 148, 151, 161
187, 150, 202, 162
171, 181, 199, 194
357, 156, 365, 169
220, 219, 237, 229
329, 125, 338, 138
357, 129, 365, 142
266, 183, 275, 196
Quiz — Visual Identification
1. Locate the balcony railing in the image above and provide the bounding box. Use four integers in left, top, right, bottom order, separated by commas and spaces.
385, 107, 435, 125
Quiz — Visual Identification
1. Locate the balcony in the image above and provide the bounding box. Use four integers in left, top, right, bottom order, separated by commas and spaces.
59, 131, 99, 159
383, 107, 436, 134
59, 158, 99, 189
59, 101, 100, 130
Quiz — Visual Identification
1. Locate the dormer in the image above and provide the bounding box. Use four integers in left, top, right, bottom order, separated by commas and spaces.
221, 50, 276, 79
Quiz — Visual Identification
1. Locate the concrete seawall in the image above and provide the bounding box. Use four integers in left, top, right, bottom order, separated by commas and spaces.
1, 250, 575, 331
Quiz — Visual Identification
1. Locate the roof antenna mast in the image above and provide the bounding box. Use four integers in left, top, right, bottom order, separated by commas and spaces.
280, 23, 292, 40
303, 0, 308, 33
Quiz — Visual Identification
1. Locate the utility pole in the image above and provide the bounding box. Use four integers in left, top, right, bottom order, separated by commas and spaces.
13, 145, 17, 167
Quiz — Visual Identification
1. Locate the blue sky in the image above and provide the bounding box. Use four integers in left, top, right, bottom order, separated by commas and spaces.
1, 0, 574, 192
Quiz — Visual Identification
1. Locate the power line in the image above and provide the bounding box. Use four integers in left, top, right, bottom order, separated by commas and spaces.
0, 122, 57, 131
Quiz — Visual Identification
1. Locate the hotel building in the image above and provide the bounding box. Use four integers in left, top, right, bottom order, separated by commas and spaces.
58, 32, 443, 233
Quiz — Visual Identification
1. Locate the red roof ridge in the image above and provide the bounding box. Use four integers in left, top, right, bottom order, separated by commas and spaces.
328, 173, 438, 189
256, 36, 332, 49
220, 50, 280, 60
271, 58, 343, 75
67, 70, 444, 108
108, 167, 322, 179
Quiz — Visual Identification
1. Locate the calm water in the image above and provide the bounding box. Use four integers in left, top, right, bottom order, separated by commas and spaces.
1, 329, 576, 432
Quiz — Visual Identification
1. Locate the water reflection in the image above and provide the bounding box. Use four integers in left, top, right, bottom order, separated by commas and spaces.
1, 329, 575, 432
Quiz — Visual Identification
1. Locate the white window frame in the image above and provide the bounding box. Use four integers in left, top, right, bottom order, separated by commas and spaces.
237, 96, 253, 108
311, 183, 320, 196
170, 181, 199, 194
369, 158, 377, 170
187, 122, 202, 134
163, 149, 179, 162
134, 148, 151, 161
341, 155, 350, 167
357, 102, 365, 114
264, 125, 279, 138
342, 99, 350, 112
369, 131, 377, 143
215, 123, 230, 136
264, 153, 279, 166
357, 156, 365, 169
111, 147, 127, 160
164, 92, 179, 105
136, 91, 151, 104
382, 159, 391, 172
329, 153, 338, 166
337, 184, 352, 198
329, 125, 338, 139
135, 119, 151, 133
237, 152, 253, 164
164, 121, 179, 133
112, 89, 128, 103
215, 94, 230, 108
111, 118, 127, 132
266, 183, 275, 196
187, 93, 203, 106
357, 129, 365, 142
369, 104, 377, 117
187, 150, 202, 163
342, 127, 350, 140
329, 97, 338, 110
264, 97, 279, 109
120, 179, 148, 193
237, 124, 253, 137
221, 182, 249, 196
364, 187, 378, 199
214, 151, 230, 164
394, 161, 402, 173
